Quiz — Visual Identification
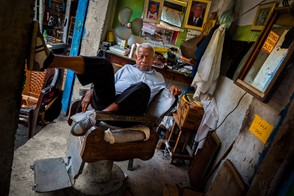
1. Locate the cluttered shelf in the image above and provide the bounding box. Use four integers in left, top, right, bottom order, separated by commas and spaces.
104, 50, 193, 85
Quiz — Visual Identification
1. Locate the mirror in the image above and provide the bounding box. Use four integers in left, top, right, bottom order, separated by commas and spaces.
235, 7, 294, 102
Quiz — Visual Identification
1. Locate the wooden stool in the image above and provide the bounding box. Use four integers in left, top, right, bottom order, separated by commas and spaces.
166, 113, 198, 163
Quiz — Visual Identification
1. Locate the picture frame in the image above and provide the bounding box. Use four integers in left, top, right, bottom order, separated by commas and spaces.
235, 7, 294, 102
143, 0, 164, 24
251, 1, 276, 31
183, 0, 211, 31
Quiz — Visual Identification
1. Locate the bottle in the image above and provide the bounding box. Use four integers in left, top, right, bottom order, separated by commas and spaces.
43, 30, 48, 44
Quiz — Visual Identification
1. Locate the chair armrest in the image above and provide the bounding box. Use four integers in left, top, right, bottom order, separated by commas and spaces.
19, 107, 34, 115
41, 69, 59, 94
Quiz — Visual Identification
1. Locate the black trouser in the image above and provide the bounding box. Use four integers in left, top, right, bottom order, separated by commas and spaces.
76, 56, 151, 116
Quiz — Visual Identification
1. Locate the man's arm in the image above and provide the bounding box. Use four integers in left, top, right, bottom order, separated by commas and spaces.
81, 89, 93, 112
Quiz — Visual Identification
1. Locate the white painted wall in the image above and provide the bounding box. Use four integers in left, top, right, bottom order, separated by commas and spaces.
210, 65, 294, 185
80, 0, 109, 56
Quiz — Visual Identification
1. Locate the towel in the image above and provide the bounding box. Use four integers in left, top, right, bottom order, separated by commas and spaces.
104, 125, 150, 144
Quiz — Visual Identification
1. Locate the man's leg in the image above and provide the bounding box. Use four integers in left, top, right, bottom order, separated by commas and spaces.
104, 82, 151, 127
29, 21, 116, 110
115, 82, 151, 115
77, 56, 115, 111
28, 21, 86, 74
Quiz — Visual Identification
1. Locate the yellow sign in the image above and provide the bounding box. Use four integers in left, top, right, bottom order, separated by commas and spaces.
261, 31, 279, 54
249, 115, 274, 144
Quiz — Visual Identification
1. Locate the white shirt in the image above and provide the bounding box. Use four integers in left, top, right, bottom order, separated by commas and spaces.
114, 64, 166, 103
147, 11, 158, 19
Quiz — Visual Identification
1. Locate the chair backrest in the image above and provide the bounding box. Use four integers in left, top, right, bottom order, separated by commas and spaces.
146, 88, 177, 124
22, 70, 46, 106
22, 68, 56, 106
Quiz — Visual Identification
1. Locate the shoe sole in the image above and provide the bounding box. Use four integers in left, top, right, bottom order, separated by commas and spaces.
28, 21, 50, 71
27, 21, 39, 71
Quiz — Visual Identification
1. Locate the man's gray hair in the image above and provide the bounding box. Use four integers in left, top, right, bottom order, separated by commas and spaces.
136, 43, 155, 56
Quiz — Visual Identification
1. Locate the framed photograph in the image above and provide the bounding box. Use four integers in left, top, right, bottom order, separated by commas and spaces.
183, 0, 211, 31
251, 2, 276, 31
143, 0, 164, 24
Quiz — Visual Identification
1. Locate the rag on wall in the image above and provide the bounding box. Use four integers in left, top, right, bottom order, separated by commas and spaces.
191, 24, 226, 100
191, 24, 220, 78
194, 96, 219, 150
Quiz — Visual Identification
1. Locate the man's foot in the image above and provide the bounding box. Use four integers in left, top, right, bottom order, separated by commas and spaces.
27, 21, 54, 71
70, 110, 96, 136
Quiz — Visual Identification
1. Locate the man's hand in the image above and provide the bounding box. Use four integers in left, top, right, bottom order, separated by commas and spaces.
81, 89, 93, 112
169, 85, 182, 96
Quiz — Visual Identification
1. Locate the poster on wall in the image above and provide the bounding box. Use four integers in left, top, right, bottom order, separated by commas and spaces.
185, 29, 201, 41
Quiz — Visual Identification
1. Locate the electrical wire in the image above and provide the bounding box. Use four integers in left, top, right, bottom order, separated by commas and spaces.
215, 91, 248, 130
196, 91, 248, 144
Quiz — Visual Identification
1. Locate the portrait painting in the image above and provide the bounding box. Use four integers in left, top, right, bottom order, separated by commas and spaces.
143, 0, 164, 24
184, 0, 211, 31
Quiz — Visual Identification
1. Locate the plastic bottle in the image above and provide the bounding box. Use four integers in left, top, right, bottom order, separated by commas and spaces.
43, 30, 48, 44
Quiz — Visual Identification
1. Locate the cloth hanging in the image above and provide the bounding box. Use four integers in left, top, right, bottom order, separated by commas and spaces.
191, 24, 226, 100
194, 95, 219, 150
191, 24, 220, 78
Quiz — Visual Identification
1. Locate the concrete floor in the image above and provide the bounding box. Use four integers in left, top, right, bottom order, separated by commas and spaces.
10, 115, 190, 196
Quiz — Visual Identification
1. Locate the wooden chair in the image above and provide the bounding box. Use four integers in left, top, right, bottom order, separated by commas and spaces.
19, 68, 60, 139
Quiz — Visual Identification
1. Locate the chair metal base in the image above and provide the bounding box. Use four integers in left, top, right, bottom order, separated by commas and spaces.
72, 164, 126, 196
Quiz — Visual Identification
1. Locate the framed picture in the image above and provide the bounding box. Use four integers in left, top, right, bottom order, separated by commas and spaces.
143, 0, 164, 24
251, 2, 276, 31
183, 0, 211, 31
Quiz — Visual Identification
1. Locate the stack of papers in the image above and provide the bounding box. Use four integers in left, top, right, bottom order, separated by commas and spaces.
109, 45, 130, 56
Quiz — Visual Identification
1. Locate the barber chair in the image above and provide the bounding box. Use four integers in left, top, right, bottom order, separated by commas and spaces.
31, 88, 177, 195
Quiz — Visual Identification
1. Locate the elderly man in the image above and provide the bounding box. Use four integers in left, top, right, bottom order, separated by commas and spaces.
29, 21, 182, 136
188, 3, 204, 27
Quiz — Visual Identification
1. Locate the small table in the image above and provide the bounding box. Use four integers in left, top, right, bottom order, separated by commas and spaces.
166, 113, 198, 163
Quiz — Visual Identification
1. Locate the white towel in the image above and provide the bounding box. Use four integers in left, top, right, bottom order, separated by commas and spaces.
191, 24, 226, 100
104, 125, 150, 144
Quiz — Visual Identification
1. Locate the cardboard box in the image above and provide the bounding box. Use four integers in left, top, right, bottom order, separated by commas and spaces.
176, 94, 204, 130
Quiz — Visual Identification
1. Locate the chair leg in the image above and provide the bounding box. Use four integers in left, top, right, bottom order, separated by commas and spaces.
28, 109, 35, 139
40, 111, 45, 128
127, 159, 134, 171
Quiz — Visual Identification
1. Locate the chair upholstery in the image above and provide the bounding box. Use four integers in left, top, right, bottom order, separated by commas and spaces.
68, 88, 177, 163
19, 68, 60, 139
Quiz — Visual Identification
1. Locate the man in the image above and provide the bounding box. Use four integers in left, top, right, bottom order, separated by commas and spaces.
188, 4, 203, 27
29, 21, 182, 136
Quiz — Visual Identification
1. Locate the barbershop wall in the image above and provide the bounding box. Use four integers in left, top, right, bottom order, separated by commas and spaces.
113, 0, 144, 28
232, 0, 275, 41
212, 66, 294, 188
208, 0, 294, 190
168, 0, 294, 192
